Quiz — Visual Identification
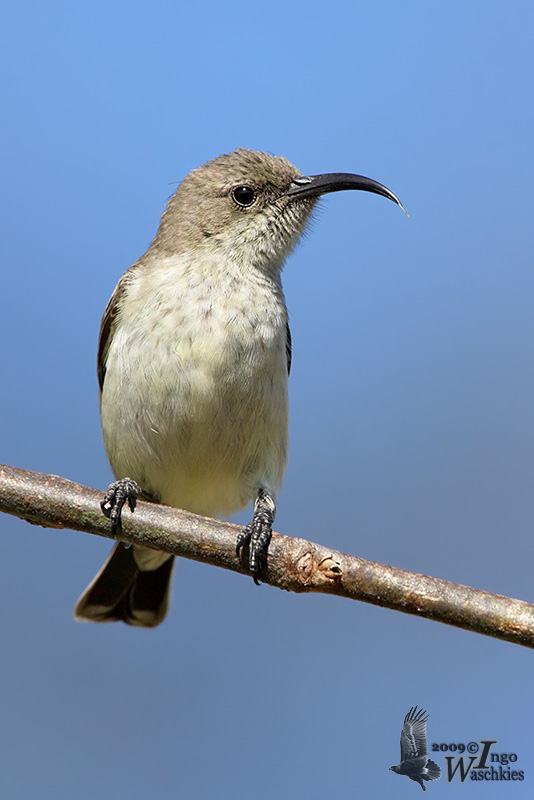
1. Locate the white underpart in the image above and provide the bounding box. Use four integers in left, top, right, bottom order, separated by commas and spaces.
100, 245, 289, 520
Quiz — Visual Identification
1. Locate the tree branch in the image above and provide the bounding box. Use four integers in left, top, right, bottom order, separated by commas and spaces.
1, 462, 533, 648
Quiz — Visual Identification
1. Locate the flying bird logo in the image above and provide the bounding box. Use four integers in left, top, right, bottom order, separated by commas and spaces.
389, 707, 441, 791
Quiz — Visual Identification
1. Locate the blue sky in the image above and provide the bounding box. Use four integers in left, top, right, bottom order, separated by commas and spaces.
1, 1, 534, 797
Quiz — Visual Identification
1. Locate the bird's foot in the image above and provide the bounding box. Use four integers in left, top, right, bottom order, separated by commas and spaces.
100, 478, 140, 536
236, 489, 275, 585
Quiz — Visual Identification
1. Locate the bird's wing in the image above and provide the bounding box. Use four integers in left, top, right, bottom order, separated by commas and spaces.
97, 268, 136, 391
399, 707, 430, 761
285, 320, 292, 376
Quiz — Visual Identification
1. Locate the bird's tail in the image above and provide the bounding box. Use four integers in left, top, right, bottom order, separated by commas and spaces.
74, 543, 175, 628
424, 759, 441, 782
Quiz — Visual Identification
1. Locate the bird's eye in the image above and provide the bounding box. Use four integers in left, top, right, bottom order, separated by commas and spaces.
232, 185, 256, 207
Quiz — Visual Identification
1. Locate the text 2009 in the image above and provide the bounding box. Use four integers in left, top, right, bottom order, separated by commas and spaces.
432, 743, 469, 753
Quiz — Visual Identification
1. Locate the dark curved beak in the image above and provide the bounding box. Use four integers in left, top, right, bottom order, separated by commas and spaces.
286, 172, 407, 214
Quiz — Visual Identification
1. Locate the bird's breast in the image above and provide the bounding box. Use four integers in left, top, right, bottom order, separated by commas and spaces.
100, 256, 290, 516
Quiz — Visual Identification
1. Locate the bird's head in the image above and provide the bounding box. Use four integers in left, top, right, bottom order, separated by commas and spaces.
154, 148, 404, 276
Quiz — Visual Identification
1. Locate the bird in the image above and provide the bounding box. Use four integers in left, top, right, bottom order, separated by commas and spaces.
389, 707, 441, 790
74, 148, 404, 627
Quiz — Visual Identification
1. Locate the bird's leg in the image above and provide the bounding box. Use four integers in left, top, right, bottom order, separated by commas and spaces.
100, 477, 140, 536
236, 488, 276, 585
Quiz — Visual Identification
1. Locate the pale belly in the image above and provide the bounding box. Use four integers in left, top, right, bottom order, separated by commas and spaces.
100, 324, 289, 518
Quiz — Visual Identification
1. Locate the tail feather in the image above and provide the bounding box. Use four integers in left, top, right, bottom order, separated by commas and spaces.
75, 543, 175, 628
424, 759, 441, 781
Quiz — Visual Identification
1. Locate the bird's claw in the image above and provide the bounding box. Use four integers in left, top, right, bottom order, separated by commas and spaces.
236, 490, 275, 584
100, 477, 140, 535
